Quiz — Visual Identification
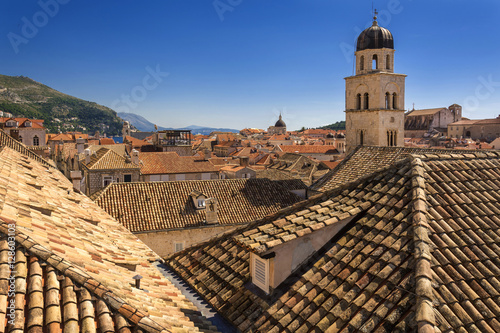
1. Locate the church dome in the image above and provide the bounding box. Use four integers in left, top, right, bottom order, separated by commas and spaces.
275, 114, 286, 127
356, 16, 394, 51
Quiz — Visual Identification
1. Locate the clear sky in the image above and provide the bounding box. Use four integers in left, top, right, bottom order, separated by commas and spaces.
1, 0, 499, 130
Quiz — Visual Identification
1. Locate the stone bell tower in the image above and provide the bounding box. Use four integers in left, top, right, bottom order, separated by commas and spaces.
345, 11, 406, 153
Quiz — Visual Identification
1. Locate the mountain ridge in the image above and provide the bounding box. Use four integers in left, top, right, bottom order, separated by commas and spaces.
118, 112, 240, 135
0, 74, 123, 135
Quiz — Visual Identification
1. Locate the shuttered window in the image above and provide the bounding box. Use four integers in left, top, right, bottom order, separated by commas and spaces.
251, 253, 269, 293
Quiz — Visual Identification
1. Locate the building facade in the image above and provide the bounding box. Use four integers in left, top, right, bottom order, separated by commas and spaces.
405, 104, 462, 138
345, 14, 406, 153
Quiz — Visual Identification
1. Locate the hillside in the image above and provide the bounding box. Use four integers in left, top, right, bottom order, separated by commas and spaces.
317, 120, 346, 131
118, 112, 239, 135
0, 75, 122, 135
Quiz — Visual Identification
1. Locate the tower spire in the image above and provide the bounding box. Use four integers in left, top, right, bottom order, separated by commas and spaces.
373, 8, 378, 26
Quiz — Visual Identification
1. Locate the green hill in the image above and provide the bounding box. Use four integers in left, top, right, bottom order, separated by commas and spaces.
0, 75, 122, 135
317, 120, 346, 131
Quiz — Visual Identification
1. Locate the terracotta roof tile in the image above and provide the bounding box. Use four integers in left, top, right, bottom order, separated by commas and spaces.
167, 149, 500, 332
92, 179, 303, 232
0, 146, 218, 332
139, 152, 219, 175
312, 146, 481, 192
82, 148, 140, 170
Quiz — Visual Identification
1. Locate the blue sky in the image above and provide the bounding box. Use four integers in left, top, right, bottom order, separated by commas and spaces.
1, 1, 499, 130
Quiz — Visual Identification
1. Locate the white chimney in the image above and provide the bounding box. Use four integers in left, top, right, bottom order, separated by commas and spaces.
84, 148, 91, 164
131, 149, 139, 165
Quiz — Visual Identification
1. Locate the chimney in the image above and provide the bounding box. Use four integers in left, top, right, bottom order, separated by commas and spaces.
204, 149, 212, 161
205, 198, 218, 224
76, 138, 85, 154
84, 148, 91, 164
70, 171, 82, 192
131, 149, 139, 165
240, 156, 249, 167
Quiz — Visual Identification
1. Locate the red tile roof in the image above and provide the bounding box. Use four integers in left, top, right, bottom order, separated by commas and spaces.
92, 179, 303, 232
139, 152, 220, 175
0, 146, 217, 332
279, 145, 338, 154
168, 150, 500, 332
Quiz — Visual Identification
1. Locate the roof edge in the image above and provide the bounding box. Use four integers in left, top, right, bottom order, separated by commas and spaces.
0, 216, 172, 333
408, 156, 436, 332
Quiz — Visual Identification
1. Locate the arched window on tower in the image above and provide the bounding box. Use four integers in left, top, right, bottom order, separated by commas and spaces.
392, 93, 398, 110
356, 94, 362, 110
364, 93, 369, 109
385, 92, 390, 109
372, 54, 378, 70
386, 55, 390, 70
360, 55, 364, 71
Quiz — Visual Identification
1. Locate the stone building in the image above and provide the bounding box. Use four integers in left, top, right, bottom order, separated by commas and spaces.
345, 13, 406, 153
405, 104, 462, 138
448, 115, 500, 141
267, 113, 287, 135
92, 178, 303, 256
0, 117, 46, 147
80, 147, 141, 195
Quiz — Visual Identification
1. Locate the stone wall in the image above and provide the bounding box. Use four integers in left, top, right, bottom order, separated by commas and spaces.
136, 224, 239, 257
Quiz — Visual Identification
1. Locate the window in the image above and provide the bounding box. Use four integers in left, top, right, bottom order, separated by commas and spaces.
25, 121, 31, 127
198, 199, 205, 208
392, 93, 398, 110
124, 174, 132, 182
372, 54, 378, 70
102, 176, 113, 187
387, 130, 398, 147
33, 136, 39, 146
360, 55, 365, 71
174, 242, 185, 253
385, 92, 390, 109
251, 253, 269, 293
386, 55, 390, 69
356, 94, 362, 110
364, 93, 369, 109
360, 130, 365, 146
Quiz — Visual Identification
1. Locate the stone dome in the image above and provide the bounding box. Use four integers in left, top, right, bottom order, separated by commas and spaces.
275, 114, 286, 128
356, 18, 394, 51
326, 133, 335, 139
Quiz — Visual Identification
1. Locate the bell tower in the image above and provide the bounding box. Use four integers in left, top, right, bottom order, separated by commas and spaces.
345, 11, 406, 153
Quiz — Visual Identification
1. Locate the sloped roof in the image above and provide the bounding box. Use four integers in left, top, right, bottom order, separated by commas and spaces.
92, 179, 303, 233
167, 150, 500, 332
278, 145, 339, 154
139, 152, 220, 175
0, 146, 218, 332
406, 108, 446, 116
82, 148, 140, 170
311, 146, 479, 192
0, 128, 53, 167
